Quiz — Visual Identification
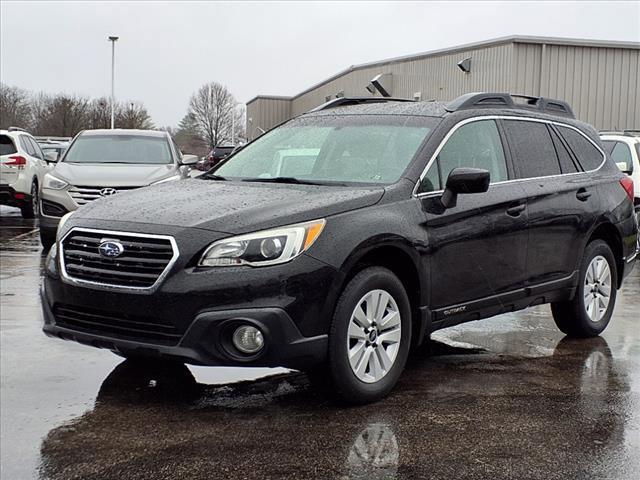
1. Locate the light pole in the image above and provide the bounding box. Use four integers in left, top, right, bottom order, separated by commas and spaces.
108, 36, 119, 129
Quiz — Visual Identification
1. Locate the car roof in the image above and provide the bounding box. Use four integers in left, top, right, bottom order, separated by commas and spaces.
600, 134, 640, 142
304, 101, 448, 118
0, 129, 32, 137
79, 129, 167, 138
300, 97, 598, 140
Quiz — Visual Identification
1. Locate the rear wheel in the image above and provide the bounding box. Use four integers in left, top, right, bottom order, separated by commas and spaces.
551, 240, 617, 337
20, 181, 38, 219
328, 267, 411, 404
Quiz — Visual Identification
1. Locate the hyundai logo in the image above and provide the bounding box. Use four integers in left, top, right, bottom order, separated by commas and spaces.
100, 187, 117, 197
98, 240, 124, 258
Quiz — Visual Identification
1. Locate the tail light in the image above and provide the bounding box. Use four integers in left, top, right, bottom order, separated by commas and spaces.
6, 155, 26, 169
620, 176, 634, 201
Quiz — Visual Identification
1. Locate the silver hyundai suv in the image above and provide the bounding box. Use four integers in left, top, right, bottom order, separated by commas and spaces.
39, 129, 197, 249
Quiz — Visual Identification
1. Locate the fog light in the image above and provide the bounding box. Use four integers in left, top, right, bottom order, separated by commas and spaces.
232, 325, 264, 354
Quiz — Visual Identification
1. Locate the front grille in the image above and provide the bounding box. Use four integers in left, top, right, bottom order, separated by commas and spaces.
53, 303, 183, 345
61, 229, 176, 289
69, 185, 139, 205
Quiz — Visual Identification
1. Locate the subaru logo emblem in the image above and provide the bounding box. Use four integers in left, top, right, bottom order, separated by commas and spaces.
100, 187, 117, 197
98, 240, 124, 258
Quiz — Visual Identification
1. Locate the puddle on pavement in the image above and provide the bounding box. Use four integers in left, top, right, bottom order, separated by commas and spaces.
36, 336, 639, 480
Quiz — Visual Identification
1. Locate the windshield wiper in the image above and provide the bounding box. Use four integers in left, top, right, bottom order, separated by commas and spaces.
202, 173, 228, 181
241, 177, 333, 186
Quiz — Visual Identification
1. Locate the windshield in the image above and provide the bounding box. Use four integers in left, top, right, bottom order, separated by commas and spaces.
63, 134, 173, 164
213, 115, 438, 185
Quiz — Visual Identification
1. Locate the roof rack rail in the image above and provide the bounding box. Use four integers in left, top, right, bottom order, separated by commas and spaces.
445, 92, 575, 118
7, 126, 30, 133
309, 96, 415, 112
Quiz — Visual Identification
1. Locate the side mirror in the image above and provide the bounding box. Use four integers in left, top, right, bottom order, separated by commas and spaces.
441, 167, 491, 209
180, 154, 198, 166
616, 162, 632, 175
44, 151, 58, 163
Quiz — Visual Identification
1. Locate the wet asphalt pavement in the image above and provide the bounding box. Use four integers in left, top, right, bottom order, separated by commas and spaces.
1, 205, 638, 480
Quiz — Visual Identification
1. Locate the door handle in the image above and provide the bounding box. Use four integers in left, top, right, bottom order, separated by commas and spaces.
506, 204, 526, 217
576, 188, 592, 201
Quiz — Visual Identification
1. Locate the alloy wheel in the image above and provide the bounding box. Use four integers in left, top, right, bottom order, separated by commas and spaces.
583, 255, 611, 323
347, 289, 402, 383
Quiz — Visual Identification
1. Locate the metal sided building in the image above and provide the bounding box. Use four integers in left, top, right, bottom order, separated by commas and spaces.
246, 35, 640, 140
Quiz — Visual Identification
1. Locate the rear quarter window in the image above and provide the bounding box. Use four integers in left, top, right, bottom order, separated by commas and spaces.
0, 135, 17, 155
549, 127, 579, 174
557, 126, 604, 171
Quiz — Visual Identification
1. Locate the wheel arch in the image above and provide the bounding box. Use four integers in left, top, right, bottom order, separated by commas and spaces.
585, 221, 624, 288
336, 236, 426, 345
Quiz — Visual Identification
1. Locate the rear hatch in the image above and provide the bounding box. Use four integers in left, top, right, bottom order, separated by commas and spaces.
0, 134, 21, 185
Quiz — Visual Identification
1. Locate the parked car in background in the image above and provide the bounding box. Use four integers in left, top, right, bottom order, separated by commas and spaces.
600, 130, 640, 211
1, 127, 55, 218
195, 145, 235, 171
41, 93, 638, 404
38, 129, 197, 249
37, 141, 70, 163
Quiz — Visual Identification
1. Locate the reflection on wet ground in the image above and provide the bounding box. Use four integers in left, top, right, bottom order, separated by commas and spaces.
1, 206, 639, 479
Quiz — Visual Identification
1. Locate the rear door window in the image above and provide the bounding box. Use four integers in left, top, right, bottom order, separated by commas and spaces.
557, 126, 604, 171
0, 135, 17, 155
419, 119, 508, 192
503, 120, 561, 178
19, 136, 35, 155
27, 137, 43, 159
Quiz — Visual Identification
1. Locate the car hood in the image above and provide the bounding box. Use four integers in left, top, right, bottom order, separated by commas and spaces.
72, 179, 385, 234
53, 162, 178, 186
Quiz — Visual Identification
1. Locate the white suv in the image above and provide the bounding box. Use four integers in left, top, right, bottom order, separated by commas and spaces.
600, 131, 640, 211
0, 128, 53, 218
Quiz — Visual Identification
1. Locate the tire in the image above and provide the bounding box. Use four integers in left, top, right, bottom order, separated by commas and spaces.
328, 267, 412, 404
20, 181, 38, 219
551, 240, 617, 338
39, 226, 56, 252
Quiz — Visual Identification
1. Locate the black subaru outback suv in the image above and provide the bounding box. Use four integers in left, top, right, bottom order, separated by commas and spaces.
42, 93, 638, 404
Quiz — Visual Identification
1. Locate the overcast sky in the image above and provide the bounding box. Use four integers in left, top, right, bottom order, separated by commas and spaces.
2, 1, 639, 127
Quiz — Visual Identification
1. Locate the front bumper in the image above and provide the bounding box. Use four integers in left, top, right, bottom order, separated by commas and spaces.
41, 234, 341, 369
41, 290, 327, 368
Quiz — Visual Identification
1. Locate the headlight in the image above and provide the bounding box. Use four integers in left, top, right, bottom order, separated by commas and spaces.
153, 175, 182, 185
199, 219, 326, 267
56, 211, 74, 239
43, 173, 68, 190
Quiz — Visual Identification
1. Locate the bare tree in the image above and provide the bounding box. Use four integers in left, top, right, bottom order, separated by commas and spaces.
188, 82, 239, 149
117, 102, 154, 130
2, 83, 157, 136
31, 94, 90, 137
0, 83, 32, 129
172, 112, 208, 156
86, 97, 112, 130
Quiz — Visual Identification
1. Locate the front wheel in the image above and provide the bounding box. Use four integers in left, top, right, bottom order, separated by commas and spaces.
551, 240, 617, 338
328, 267, 412, 404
